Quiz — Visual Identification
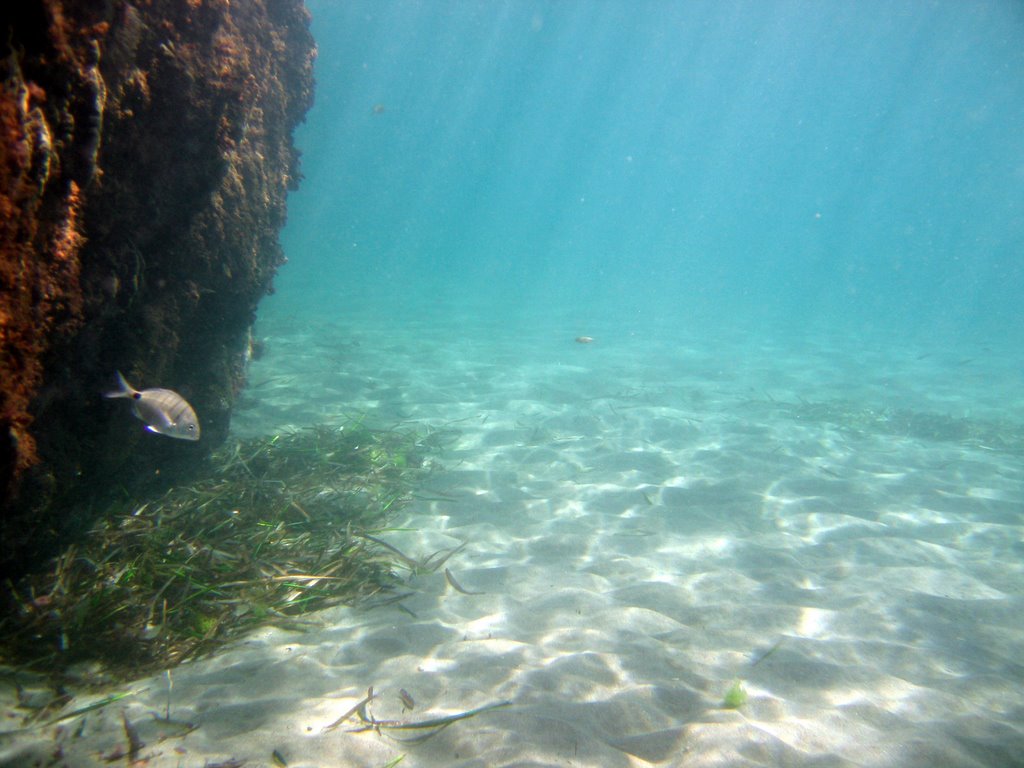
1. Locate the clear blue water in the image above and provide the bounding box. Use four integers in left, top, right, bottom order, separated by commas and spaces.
10, 6, 1018, 763
270, 0, 1024, 356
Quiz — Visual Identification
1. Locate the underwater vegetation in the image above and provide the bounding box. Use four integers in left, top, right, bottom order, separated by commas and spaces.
722, 679, 747, 709
752, 398, 1024, 453
0, 420, 443, 678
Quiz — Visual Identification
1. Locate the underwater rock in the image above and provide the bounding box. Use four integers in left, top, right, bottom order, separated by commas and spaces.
0, 0, 315, 580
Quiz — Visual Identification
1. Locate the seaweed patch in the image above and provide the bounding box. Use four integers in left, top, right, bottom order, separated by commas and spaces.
0, 420, 439, 677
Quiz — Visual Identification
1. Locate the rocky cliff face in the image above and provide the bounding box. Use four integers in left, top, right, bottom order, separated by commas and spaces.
0, 0, 315, 579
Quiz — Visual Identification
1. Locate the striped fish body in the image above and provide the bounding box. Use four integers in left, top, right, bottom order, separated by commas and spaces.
105, 371, 201, 441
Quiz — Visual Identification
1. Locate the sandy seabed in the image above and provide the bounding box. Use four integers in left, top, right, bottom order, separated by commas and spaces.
4, 311, 1023, 768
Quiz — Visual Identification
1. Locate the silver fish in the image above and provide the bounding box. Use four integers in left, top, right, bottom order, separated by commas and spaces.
104, 371, 200, 441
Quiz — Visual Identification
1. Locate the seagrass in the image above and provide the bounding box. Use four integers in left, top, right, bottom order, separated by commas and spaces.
1, 421, 447, 678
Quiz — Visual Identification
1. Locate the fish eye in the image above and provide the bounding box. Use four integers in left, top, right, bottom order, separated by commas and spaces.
187, 424, 196, 432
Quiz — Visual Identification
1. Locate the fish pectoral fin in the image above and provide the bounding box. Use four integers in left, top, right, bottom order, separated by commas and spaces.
144, 407, 176, 429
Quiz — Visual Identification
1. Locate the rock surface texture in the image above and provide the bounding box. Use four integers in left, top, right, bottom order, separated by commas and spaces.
0, 0, 315, 579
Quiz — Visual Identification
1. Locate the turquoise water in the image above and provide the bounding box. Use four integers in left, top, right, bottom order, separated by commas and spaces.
271, 0, 1024, 355
5, 6, 1024, 766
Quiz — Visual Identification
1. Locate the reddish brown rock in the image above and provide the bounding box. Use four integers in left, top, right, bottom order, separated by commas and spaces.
0, 1, 315, 579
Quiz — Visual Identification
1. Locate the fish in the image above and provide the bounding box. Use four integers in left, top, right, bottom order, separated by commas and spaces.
398, 688, 415, 711
575, 336, 594, 344
104, 371, 201, 441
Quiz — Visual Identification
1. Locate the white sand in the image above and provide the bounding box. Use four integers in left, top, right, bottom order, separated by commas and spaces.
4, 312, 1023, 767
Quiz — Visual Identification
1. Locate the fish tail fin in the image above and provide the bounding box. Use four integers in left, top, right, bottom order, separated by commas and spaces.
103, 370, 134, 399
